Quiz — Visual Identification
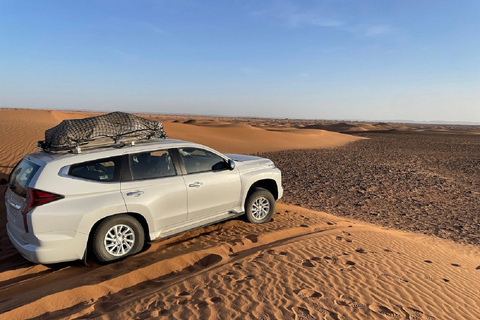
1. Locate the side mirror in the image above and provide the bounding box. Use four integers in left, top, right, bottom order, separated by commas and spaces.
227, 159, 236, 171
0, 178, 8, 186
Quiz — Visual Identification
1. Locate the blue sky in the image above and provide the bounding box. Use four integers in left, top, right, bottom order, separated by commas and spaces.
1, 0, 479, 122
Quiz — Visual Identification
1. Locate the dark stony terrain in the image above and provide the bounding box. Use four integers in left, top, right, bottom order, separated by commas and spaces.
259, 131, 480, 245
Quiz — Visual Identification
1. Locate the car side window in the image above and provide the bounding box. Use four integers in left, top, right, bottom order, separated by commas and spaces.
179, 148, 227, 174
69, 157, 119, 182
129, 150, 176, 180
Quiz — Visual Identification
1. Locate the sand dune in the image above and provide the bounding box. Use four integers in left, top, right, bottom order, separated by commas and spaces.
0, 109, 479, 320
0, 109, 362, 172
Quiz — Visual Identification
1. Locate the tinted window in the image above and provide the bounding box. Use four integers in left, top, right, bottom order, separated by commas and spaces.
9, 160, 40, 197
129, 150, 176, 180
179, 148, 226, 174
69, 157, 119, 182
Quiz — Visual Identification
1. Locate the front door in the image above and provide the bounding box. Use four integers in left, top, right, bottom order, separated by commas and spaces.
177, 147, 241, 221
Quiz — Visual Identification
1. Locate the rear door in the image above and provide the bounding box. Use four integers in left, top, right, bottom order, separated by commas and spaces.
120, 149, 188, 232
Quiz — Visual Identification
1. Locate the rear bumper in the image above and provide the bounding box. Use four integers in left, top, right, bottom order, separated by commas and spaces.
7, 222, 87, 264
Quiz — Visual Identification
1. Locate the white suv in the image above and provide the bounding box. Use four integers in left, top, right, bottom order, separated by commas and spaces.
3, 139, 282, 264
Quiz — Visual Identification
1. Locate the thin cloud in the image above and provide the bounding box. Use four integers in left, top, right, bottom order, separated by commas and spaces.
250, 1, 345, 29
286, 13, 345, 28
147, 24, 167, 35
251, 2, 399, 40
365, 25, 393, 37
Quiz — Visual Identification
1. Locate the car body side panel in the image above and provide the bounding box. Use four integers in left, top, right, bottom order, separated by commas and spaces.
120, 175, 188, 234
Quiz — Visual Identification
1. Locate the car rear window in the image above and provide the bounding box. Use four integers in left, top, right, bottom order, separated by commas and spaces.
9, 159, 40, 197
69, 157, 120, 182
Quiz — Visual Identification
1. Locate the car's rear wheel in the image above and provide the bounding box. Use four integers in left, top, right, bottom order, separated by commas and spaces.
92, 214, 144, 263
245, 188, 275, 224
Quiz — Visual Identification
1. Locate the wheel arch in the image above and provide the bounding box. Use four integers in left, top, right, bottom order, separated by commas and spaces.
245, 179, 279, 202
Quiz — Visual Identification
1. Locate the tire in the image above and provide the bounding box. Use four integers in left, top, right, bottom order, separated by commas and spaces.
92, 214, 145, 263
245, 188, 275, 224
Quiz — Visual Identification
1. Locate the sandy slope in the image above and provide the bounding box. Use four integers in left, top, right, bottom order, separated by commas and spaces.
0, 109, 479, 320
1, 204, 479, 320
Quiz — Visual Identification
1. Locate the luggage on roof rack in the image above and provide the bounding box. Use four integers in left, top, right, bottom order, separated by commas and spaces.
38, 111, 167, 153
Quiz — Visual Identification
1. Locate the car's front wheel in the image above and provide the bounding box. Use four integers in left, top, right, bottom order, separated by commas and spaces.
92, 214, 145, 263
245, 188, 275, 224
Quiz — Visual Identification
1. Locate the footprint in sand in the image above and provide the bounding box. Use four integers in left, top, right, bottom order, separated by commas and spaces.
266, 249, 288, 257
222, 271, 235, 279
292, 306, 315, 320
253, 253, 264, 261
210, 297, 222, 303
294, 289, 323, 299
235, 275, 256, 284
196, 301, 209, 309
177, 291, 190, 297
196, 297, 222, 309
368, 303, 398, 317
302, 260, 316, 268
323, 256, 339, 264
334, 294, 356, 306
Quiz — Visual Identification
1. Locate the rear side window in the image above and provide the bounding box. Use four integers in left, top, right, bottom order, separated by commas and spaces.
129, 150, 176, 180
9, 160, 40, 197
69, 157, 120, 182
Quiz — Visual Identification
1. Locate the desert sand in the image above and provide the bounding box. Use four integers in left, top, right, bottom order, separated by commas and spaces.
0, 109, 479, 320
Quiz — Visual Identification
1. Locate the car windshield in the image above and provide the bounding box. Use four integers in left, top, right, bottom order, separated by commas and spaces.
9, 159, 40, 197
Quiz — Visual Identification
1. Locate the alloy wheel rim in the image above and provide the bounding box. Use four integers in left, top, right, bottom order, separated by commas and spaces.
104, 224, 135, 256
251, 196, 270, 220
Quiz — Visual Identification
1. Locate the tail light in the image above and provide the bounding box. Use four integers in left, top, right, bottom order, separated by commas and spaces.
22, 189, 64, 232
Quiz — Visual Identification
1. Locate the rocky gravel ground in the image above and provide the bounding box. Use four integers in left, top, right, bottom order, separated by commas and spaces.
258, 132, 480, 245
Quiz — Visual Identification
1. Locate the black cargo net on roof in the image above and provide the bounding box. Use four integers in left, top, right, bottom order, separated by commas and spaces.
38, 112, 167, 152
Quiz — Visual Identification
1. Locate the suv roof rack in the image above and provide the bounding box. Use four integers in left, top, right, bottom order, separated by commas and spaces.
38, 112, 167, 154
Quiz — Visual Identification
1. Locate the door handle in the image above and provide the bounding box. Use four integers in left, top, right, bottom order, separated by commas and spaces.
188, 181, 203, 188
126, 190, 144, 197
7, 199, 21, 210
